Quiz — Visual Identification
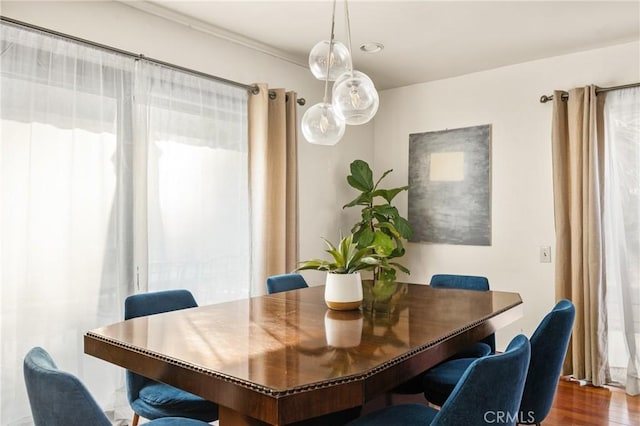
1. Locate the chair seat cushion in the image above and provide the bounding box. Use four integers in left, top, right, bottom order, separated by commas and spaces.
133, 382, 218, 422
421, 358, 475, 406
347, 403, 437, 426
391, 342, 490, 395
139, 383, 209, 408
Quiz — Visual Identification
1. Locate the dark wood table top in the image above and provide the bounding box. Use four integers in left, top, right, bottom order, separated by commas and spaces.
84, 283, 522, 425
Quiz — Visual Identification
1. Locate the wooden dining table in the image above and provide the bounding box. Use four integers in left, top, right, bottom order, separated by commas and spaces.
84, 283, 523, 425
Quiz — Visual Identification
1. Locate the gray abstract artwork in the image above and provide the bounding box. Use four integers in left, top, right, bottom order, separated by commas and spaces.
408, 124, 491, 246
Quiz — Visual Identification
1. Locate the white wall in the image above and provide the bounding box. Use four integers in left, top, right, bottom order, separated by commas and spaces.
1, 0, 375, 279
373, 40, 640, 349
5, 1, 638, 348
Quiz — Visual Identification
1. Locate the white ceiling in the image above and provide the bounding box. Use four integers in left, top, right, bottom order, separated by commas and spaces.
135, 1, 640, 90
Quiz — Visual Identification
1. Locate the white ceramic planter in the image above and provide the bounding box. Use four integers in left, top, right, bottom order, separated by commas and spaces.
324, 272, 363, 310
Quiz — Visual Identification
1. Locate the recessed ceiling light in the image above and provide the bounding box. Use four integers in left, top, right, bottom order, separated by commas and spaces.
359, 42, 384, 54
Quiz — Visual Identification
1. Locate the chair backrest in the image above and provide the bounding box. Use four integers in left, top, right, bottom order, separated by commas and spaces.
124, 289, 199, 404
430, 274, 490, 291
124, 289, 198, 319
23, 347, 111, 426
519, 299, 575, 424
430, 274, 494, 352
433, 334, 531, 426
266, 273, 309, 294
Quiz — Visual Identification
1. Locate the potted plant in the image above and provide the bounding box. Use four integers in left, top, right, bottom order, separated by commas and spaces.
297, 233, 383, 310
343, 159, 413, 282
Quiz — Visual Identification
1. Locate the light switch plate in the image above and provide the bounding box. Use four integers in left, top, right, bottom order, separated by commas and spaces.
540, 246, 551, 263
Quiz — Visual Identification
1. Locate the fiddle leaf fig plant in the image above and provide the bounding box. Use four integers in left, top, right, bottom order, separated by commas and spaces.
343, 160, 413, 282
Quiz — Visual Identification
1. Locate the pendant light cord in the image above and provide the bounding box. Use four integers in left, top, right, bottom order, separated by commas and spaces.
344, 0, 354, 74
323, 0, 338, 103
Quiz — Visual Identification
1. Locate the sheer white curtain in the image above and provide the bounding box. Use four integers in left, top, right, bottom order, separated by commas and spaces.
1, 21, 250, 425
139, 62, 250, 304
1, 22, 134, 423
603, 86, 640, 395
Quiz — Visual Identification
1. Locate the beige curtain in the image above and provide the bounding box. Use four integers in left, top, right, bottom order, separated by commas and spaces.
248, 84, 299, 296
552, 86, 609, 386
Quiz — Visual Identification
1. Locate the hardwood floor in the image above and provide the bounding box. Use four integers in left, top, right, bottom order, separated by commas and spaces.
374, 377, 639, 425
542, 378, 639, 426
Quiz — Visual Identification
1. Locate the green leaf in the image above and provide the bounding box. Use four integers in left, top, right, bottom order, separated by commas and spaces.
391, 235, 404, 256
390, 239, 406, 258
373, 213, 389, 224
296, 260, 331, 271
371, 231, 394, 256
347, 160, 374, 192
376, 186, 409, 203
339, 234, 351, 261
322, 238, 344, 267
361, 208, 374, 221
322, 238, 338, 252
326, 248, 343, 265
351, 263, 372, 272
373, 169, 393, 190
342, 192, 372, 208
389, 261, 410, 274
360, 256, 381, 265
348, 247, 365, 265
393, 216, 414, 239
375, 222, 401, 239
357, 227, 375, 247
372, 204, 398, 217
352, 227, 364, 243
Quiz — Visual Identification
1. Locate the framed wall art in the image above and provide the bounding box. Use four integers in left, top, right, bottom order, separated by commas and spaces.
408, 124, 492, 246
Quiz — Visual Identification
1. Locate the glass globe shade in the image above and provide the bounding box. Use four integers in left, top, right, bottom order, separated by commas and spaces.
332, 70, 379, 125
301, 102, 346, 146
308, 40, 352, 81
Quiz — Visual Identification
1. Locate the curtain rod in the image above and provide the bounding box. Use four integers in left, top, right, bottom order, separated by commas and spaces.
0, 16, 306, 106
539, 82, 640, 103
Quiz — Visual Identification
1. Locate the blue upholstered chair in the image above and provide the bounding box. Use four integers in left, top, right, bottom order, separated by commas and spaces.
514, 299, 575, 425
430, 274, 495, 357
348, 334, 531, 426
266, 273, 309, 294
124, 290, 218, 426
23, 347, 211, 426
422, 300, 575, 425
391, 274, 493, 395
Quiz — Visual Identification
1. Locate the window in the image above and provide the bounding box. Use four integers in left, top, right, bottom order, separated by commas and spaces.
604, 86, 640, 394
141, 62, 250, 303
1, 22, 249, 424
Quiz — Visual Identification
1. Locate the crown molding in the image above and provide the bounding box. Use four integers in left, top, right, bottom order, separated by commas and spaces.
117, 0, 308, 69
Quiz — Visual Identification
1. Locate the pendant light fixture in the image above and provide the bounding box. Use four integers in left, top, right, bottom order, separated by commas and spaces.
308, 40, 351, 81
332, 0, 379, 125
302, 0, 379, 145
301, 0, 346, 146
332, 69, 379, 125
